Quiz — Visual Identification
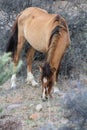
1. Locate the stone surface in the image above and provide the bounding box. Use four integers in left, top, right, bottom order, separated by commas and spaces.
36, 104, 42, 112
7, 104, 22, 110
37, 123, 57, 130
29, 113, 40, 120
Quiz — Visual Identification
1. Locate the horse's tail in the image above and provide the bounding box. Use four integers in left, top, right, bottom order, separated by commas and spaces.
6, 17, 18, 58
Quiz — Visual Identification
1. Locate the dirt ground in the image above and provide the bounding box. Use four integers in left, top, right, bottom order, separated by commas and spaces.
0, 61, 87, 130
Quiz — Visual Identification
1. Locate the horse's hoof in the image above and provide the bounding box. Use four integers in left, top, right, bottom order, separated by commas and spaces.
41, 96, 48, 102
50, 94, 53, 98
11, 84, 16, 89
42, 98, 47, 102
26, 81, 31, 85
26, 80, 32, 86
54, 87, 60, 94
32, 80, 38, 87
46, 96, 48, 100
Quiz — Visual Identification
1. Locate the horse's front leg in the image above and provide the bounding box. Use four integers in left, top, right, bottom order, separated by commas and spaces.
53, 71, 60, 94
26, 47, 38, 86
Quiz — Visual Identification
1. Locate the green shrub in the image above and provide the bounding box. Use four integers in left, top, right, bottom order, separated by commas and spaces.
0, 53, 22, 85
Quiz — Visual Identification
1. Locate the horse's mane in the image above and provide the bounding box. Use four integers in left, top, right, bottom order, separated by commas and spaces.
49, 15, 67, 46
54, 15, 67, 29
41, 63, 53, 79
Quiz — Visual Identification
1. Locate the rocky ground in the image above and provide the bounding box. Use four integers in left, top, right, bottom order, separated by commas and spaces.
0, 60, 87, 130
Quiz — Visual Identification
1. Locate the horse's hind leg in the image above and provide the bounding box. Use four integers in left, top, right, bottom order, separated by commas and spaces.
26, 47, 38, 86
11, 36, 25, 88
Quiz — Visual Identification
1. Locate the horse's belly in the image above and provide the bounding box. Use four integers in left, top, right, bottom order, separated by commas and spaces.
24, 18, 50, 52
29, 39, 48, 53
24, 28, 48, 52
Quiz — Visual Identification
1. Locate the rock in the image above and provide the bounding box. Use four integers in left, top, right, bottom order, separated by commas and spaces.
36, 104, 42, 112
59, 126, 74, 130
29, 104, 34, 107
7, 104, 22, 110
54, 87, 60, 94
37, 123, 57, 130
29, 113, 40, 120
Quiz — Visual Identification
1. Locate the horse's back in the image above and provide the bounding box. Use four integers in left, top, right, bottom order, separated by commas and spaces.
19, 7, 48, 20
18, 7, 70, 52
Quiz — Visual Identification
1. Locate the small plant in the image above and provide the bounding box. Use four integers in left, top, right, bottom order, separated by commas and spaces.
0, 53, 22, 85
0, 107, 3, 113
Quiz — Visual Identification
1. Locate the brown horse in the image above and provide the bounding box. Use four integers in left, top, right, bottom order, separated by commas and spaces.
6, 7, 70, 101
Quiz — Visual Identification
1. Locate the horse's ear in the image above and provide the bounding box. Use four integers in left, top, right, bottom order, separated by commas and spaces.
51, 67, 56, 73
39, 65, 43, 72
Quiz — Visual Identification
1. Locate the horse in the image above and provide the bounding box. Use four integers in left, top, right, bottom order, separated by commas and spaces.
6, 7, 70, 101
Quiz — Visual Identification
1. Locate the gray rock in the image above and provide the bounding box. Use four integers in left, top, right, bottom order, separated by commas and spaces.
59, 126, 73, 130
7, 104, 22, 110
36, 104, 42, 112
37, 123, 57, 130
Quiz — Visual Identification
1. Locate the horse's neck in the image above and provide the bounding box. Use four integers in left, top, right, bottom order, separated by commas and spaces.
47, 32, 68, 69
47, 36, 58, 68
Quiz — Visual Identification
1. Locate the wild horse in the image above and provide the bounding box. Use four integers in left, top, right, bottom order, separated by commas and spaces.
6, 7, 70, 101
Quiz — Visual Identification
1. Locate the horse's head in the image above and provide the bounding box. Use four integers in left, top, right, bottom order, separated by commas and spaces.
39, 63, 56, 101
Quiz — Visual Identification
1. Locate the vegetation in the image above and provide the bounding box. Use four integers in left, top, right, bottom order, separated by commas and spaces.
0, 53, 22, 85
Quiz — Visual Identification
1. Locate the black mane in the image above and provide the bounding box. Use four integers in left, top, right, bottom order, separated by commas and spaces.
49, 15, 67, 46
49, 25, 61, 46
